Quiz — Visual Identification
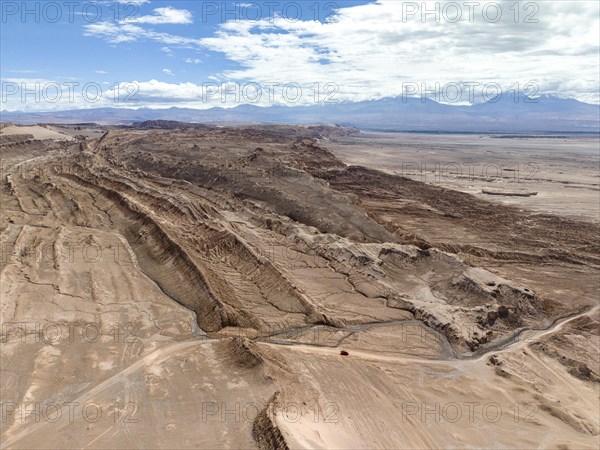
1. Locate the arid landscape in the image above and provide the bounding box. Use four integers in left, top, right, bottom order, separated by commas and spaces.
327, 132, 600, 222
1, 122, 598, 449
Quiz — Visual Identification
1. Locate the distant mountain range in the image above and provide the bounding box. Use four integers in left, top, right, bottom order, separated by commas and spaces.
2, 93, 599, 132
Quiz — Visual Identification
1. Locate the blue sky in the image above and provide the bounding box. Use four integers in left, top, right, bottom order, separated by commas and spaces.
2, 1, 367, 82
1, 1, 599, 111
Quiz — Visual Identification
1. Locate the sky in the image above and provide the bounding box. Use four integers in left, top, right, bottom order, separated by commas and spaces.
1, 0, 599, 111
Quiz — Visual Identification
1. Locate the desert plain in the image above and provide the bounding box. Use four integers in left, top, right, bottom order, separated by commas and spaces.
0, 122, 598, 449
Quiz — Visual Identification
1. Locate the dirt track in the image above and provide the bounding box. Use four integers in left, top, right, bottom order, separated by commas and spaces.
1, 125, 598, 448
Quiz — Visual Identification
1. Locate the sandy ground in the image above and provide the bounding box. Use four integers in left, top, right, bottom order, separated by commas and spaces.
0, 125, 74, 142
1, 125, 598, 449
327, 132, 600, 222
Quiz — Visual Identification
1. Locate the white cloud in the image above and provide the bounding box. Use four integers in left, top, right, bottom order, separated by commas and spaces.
123, 6, 193, 25
115, 0, 150, 4
162, 69, 174, 76
130, 79, 203, 100
84, 21, 202, 47
84, 22, 139, 43
2, 77, 317, 111
2, 78, 220, 112
95, 70, 108, 74
79, 1, 599, 105
2, 78, 98, 112
2, 77, 57, 84
198, 0, 600, 104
